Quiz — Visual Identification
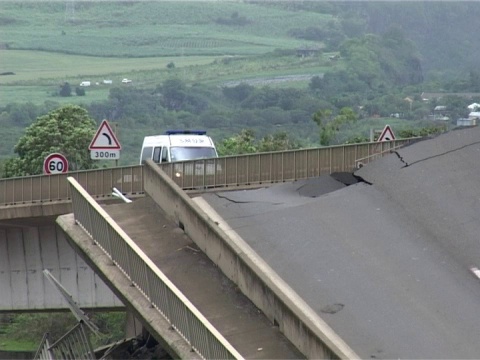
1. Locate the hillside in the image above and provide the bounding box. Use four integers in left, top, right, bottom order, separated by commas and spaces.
1, 1, 479, 167
0, 2, 330, 57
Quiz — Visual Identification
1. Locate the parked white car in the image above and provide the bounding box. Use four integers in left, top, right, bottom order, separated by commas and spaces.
121, 78, 132, 84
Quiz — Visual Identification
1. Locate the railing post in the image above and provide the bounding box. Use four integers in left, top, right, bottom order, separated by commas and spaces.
184, 309, 194, 352
105, 223, 114, 263
293, 150, 296, 180
86, 199, 94, 242
317, 148, 320, 176
269, 152, 273, 182
235, 156, 238, 184
329, 147, 332, 173
305, 149, 309, 178
246, 155, 250, 184
144, 263, 152, 303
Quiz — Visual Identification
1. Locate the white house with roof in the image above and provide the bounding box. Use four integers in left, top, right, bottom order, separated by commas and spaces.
468, 111, 480, 120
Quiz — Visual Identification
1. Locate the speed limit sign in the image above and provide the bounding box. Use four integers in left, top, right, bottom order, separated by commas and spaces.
43, 153, 69, 175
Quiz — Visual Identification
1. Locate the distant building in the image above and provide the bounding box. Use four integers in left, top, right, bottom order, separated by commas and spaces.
431, 105, 450, 121
467, 103, 480, 111
457, 118, 477, 127
468, 111, 480, 120
296, 47, 321, 57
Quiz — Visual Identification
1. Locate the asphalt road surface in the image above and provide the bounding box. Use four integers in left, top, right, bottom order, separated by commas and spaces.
199, 127, 480, 359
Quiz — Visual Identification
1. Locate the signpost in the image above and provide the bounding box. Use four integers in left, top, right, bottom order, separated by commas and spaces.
89, 119, 121, 160
43, 153, 69, 175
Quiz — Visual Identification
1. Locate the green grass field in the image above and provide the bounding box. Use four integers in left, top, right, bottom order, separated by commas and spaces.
0, 50, 224, 105
0, 1, 337, 107
1, 1, 330, 57
1, 49, 339, 106
0, 51, 221, 84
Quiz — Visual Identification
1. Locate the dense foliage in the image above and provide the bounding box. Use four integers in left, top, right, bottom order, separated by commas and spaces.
3, 105, 97, 177
1, 2, 479, 166
217, 129, 299, 156
312, 107, 358, 146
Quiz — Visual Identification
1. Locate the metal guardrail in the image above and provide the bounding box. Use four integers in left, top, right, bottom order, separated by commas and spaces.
0, 140, 412, 206
33, 322, 95, 360
159, 140, 410, 189
67, 177, 242, 360
0, 165, 144, 206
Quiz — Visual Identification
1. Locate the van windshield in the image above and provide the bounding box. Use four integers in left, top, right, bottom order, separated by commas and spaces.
170, 147, 217, 162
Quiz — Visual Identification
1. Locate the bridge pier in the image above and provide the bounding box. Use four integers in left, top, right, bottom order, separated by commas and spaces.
125, 311, 144, 338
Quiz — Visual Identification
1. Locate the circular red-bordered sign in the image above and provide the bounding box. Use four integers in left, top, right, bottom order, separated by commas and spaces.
43, 153, 69, 175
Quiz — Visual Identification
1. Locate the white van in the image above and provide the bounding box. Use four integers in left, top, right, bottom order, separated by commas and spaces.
140, 130, 218, 165
79, 81, 91, 87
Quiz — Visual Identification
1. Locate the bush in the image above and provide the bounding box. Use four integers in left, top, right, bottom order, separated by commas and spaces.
5, 313, 77, 343
75, 86, 86, 96
59, 82, 71, 97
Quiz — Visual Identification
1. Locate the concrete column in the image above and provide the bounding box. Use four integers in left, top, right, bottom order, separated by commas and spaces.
125, 311, 143, 338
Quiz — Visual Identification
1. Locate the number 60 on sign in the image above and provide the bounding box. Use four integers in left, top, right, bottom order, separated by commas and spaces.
43, 153, 69, 175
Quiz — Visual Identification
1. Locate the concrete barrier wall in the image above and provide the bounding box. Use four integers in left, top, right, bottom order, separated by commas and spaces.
144, 160, 357, 360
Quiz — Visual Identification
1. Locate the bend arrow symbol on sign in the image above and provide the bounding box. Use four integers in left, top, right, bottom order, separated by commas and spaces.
102, 132, 112, 145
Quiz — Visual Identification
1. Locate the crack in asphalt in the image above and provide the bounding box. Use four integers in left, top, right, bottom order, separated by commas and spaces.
406, 140, 480, 167
214, 192, 283, 205
393, 150, 409, 167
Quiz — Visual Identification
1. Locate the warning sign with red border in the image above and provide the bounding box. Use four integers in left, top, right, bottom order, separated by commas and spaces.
89, 120, 121, 150
377, 125, 396, 142
89, 120, 121, 160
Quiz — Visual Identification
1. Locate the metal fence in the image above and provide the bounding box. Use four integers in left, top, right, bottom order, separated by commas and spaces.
159, 140, 409, 189
68, 177, 242, 360
0, 140, 411, 206
0, 165, 144, 206
33, 322, 95, 360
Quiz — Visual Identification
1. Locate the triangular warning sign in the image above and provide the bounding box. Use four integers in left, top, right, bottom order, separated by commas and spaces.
377, 125, 396, 142
89, 120, 121, 150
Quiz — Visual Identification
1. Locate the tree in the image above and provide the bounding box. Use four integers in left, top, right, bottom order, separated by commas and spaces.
217, 129, 257, 156
312, 107, 358, 146
217, 129, 299, 156
75, 86, 86, 96
312, 109, 333, 146
59, 82, 72, 97
258, 131, 298, 152
222, 83, 254, 103
157, 78, 187, 111
3, 105, 97, 177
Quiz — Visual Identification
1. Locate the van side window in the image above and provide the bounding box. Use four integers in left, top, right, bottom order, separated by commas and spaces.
152, 147, 162, 163
161, 147, 169, 163
140, 146, 153, 164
